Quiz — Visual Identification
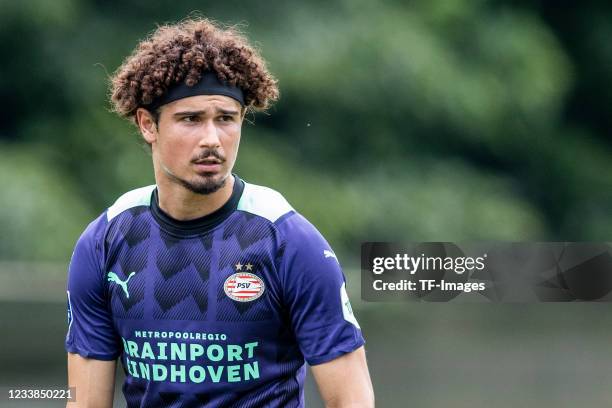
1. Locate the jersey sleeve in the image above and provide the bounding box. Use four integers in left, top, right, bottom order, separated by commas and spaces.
65, 213, 121, 360
276, 213, 365, 365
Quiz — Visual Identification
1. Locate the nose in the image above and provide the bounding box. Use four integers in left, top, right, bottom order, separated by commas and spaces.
197, 119, 221, 148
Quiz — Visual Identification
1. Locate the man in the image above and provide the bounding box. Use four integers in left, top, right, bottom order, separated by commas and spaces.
66, 18, 374, 408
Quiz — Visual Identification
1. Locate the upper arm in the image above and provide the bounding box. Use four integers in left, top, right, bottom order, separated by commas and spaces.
67, 353, 117, 408
311, 346, 374, 408
65, 215, 121, 359
276, 214, 372, 405
65, 216, 122, 408
277, 213, 364, 365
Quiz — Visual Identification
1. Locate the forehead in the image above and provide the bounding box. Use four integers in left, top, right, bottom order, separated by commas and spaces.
162, 94, 242, 113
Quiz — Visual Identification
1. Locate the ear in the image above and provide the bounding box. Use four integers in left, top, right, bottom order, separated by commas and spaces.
136, 108, 158, 145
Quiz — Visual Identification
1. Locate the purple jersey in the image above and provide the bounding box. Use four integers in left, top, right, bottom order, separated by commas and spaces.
65, 176, 364, 407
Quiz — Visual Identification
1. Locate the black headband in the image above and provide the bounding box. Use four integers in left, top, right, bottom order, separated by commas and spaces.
147, 71, 245, 111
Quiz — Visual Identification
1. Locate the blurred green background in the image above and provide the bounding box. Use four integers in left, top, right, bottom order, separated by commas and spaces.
1, 0, 611, 406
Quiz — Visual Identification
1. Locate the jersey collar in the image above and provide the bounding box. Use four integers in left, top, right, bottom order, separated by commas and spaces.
150, 174, 245, 236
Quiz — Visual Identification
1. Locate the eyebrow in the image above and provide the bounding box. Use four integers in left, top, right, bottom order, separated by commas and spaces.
173, 108, 241, 117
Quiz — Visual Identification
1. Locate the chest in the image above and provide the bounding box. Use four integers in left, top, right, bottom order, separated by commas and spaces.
103, 226, 284, 324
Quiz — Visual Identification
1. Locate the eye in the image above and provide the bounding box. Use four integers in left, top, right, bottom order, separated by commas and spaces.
181, 115, 200, 123
219, 115, 234, 122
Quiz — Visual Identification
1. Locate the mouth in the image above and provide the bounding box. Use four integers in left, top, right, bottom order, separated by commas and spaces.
194, 158, 222, 164
193, 157, 223, 173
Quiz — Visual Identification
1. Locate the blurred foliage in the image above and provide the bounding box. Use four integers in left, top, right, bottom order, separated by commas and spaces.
0, 0, 610, 264
0, 144, 92, 260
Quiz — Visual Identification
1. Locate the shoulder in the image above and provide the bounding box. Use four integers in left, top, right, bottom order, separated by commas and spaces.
237, 181, 294, 223
106, 185, 156, 221
236, 180, 328, 244
76, 185, 155, 247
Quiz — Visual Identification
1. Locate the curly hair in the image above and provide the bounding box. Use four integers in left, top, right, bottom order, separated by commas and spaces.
110, 18, 279, 122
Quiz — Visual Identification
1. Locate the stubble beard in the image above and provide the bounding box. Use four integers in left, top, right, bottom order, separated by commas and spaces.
162, 165, 229, 195
158, 146, 233, 195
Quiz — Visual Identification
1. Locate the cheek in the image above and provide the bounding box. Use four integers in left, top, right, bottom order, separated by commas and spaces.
156, 130, 198, 164
219, 126, 241, 153
226, 133, 241, 159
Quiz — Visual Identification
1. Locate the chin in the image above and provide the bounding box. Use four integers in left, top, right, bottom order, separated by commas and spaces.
197, 171, 228, 183
184, 173, 228, 195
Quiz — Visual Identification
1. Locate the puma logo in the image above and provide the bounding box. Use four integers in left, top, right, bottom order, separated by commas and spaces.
323, 250, 338, 261
107, 271, 136, 298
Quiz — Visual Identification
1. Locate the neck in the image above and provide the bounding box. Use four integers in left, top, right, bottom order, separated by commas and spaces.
155, 174, 235, 221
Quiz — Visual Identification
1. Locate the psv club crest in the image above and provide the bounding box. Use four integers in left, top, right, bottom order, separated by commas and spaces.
223, 262, 265, 302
